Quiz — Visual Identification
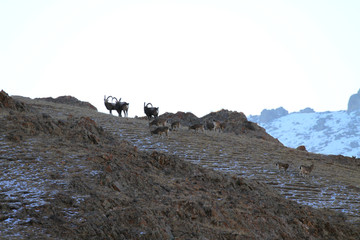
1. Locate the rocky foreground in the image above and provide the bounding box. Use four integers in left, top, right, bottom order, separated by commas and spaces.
1, 90, 360, 239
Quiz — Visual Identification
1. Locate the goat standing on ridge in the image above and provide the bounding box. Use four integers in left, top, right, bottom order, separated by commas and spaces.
144, 102, 159, 119
104, 96, 117, 115
115, 98, 129, 117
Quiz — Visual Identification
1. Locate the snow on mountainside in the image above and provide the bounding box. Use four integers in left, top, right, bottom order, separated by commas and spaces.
250, 110, 360, 158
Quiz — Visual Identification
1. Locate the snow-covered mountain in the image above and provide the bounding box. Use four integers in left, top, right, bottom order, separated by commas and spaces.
249, 110, 360, 158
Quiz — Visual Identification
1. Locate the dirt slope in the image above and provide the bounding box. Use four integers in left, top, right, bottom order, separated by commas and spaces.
0, 92, 359, 239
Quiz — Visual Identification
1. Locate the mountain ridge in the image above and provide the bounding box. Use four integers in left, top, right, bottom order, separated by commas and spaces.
248, 89, 360, 158
249, 109, 360, 158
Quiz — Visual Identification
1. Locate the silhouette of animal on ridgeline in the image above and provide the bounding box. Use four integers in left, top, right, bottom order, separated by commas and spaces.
104, 96, 129, 117
115, 98, 129, 117
104, 96, 117, 115
144, 102, 159, 119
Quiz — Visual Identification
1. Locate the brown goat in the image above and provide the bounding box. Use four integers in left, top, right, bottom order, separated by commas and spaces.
189, 124, 204, 132
149, 118, 167, 127
299, 164, 314, 177
275, 162, 289, 172
171, 121, 180, 131
150, 126, 169, 137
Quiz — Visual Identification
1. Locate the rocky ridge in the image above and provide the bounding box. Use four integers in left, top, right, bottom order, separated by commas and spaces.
159, 109, 281, 143
35, 95, 97, 111
250, 110, 360, 158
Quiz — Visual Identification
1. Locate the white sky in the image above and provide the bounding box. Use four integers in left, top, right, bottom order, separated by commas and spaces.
1, 0, 359, 117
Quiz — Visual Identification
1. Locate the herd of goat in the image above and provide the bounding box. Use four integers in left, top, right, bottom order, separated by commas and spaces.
276, 162, 315, 177
104, 95, 225, 135
104, 96, 130, 118
104, 95, 315, 177
104, 95, 158, 119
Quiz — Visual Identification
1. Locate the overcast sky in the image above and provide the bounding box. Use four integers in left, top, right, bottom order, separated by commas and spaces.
1, 0, 359, 117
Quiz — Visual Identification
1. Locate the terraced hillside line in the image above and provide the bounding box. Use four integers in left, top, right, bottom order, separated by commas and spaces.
14, 97, 360, 223
0, 134, 96, 237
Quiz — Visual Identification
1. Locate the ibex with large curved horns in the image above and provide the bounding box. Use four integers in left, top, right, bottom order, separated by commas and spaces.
115, 98, 129, 117
104, 95, 117, 115
144, 102, 159, 119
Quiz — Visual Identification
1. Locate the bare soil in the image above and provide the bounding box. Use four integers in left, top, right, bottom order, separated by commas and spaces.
1, 92, 360, 239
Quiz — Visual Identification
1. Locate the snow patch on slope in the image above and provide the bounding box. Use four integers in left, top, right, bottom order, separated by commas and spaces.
254, 111, 360, 157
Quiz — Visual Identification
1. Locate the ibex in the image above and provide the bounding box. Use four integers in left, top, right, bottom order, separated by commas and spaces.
104, 96, 117, 115
144, 102, 159, 119
171, 121, 180, 131
115, 98, 129, 117
213, 120, 225, 132
189, 123, 204, 132
149, 118, 167, 127
150, 126, 169, 137
275, 162, 289, 172
299, 164, 314, 177
205, 120, 215, 131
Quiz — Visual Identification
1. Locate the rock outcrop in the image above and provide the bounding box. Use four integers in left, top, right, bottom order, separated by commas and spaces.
348, 89, 360, 113
160, 109, 281, 143
0, 90, 28, 111
299, 107, 315, 113
36, 95, 97, 111
259, 107, 288, 123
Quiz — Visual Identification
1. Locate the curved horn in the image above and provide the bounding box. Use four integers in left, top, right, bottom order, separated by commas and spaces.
112, 97, 118, 102
106, 96, 112, 102
146, 103, 153, 108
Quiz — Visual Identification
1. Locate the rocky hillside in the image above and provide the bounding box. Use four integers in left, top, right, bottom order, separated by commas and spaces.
1, 90, 360, 239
